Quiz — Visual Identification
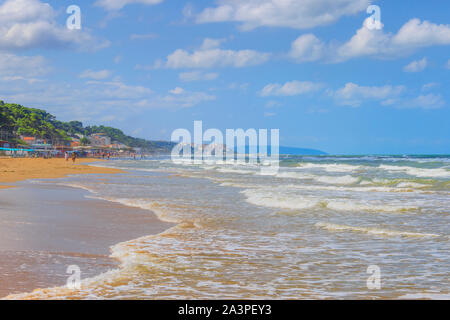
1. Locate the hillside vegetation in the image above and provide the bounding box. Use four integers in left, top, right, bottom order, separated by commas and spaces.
0, 101, 174, 152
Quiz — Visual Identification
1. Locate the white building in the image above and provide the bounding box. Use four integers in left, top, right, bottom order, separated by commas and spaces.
89, 133, 111, 147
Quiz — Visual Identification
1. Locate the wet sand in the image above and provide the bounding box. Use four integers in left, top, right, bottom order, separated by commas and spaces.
0, 177, 174, 298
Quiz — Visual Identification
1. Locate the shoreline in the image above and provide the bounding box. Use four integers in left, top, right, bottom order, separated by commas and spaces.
0, 158, 174, 299
0, 158, 124, 188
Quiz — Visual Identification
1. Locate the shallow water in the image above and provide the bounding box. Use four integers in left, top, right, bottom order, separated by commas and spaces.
7, 155, 450, 299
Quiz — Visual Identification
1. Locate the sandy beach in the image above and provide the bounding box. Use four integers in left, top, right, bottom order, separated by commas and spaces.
0, 158, 174, 298
0, 158, 124, 188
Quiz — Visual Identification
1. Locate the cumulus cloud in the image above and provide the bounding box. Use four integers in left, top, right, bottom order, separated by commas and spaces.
332, 82, 445, 109
403, 57, 427, 72
179, 71, 219, 82
333, 82, 406, 107
261, 80, 323, 96
0, 0, 108, 51
79, 69, 113, 80
289, 18, 450, 63
288, 34, 326, 62
164, 38, 270, 69
0, 76, 213, 124
196, 0, 370, 30
95, 0, 164, 11
83, 81, 214, 109
0, 78, 155, 121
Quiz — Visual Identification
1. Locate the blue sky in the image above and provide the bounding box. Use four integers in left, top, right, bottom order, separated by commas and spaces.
0, 0, 449, 154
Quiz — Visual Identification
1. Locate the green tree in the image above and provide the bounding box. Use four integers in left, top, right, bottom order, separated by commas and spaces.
80, 137, 90, 146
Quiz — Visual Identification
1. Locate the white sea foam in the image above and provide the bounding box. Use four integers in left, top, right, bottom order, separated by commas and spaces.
326, 201, 418, 213
274, 171, 316, 180
315, 222, 439, 238
60, 183, 98, 194
395, 182, 429, 189
379, 165, 450, 178
398, 293, 450, 300
314, 175, 360, 185
216, 168, 256, 175
284, 183, 424, 193
263, 170, 362, 185
241, 188, 418, 212
241, 189, 320, 210
296, 163, 363, 172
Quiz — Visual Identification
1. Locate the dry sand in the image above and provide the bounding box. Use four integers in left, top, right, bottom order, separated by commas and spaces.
0, 158, 123, 187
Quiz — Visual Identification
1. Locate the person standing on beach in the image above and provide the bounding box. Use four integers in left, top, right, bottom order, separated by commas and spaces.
65, 152, 69, 161
72, 152, 77, 163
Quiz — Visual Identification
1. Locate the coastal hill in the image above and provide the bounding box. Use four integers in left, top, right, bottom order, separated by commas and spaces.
279, 146, 327, 155
0, 100, 175, 153
1, 100, 326, 155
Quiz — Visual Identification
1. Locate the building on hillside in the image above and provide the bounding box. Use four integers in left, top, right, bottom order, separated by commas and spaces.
0, 140, 17, 149
70, 138, 80, 147
109, 143, 129, 150
21, 136, 36, 144
89, 133, 111, 147
21, 137, 49, 145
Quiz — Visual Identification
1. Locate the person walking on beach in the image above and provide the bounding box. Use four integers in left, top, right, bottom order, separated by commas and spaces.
65, 152, 69, 161
71, 152, 77, 163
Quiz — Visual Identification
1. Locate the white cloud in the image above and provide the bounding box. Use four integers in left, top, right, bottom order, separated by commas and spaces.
79, 69, 112, 80
406, 94, 445, 110
95, 0, 164, 11
332, 82, 445, 109
136, 88, 216, 109
169, 87, 185, 95
179, 71, 219, 82
446, 59, 450, 69
289, 34, 326, 62
392, 19, 450, 48
85, 80, 152, 100
421, 82, 439, 91
0, 0, 109, 51
228, 82, 249, 91
290, 18, 450, 63
164, 38, 270, 69
79, 81, 214, 109
200, 38, 227, 50
0, 75, 214, 124
403, 57, 427, 72
196, 0, 370, 30
261, 80, 323, 96
0, 52, 48, 78
334, 82, 406, 107
159, 90, 216, 108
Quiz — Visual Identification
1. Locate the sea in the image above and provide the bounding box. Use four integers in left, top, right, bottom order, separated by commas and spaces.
9, 155, 450, 299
